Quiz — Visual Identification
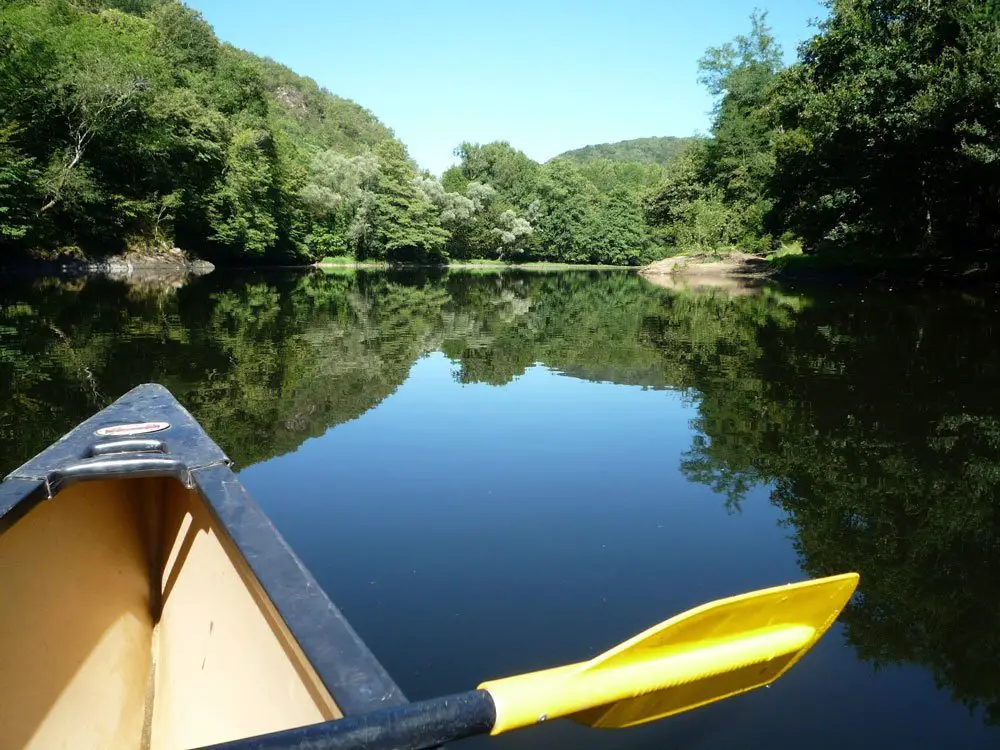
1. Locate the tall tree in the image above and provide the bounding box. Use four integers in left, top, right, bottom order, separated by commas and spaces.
589, 186, 651, 265
0, 0, 399, 261
533, 160, 598, 262
300, 148, 379, 258
454, 141, 540, 212
37, 8, 164, 215
768, 0, 1000, 257
368, 140, 449, 262
698, 10, 783, 250
645, 13, 784, 254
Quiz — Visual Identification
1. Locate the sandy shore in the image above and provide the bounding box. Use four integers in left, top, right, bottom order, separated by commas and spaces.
638, 252, 773, 294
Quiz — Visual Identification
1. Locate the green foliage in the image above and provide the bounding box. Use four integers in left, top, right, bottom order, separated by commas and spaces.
453, 141, 540, 212
300, 149, 379, 257
667, 190, 738, 252
588, 187, 652, 265
148, 1, 218, 71
575, 159, 667, 196
698, 11, 781, 251
299, 143, 451, 262
368, 141, 450, 263
642, 2, 1000, 263
555, 136, 697, 168
0, 2, 672, 267
645, 12, 783, 255
653, 286, 1000, 724
205, 126, 279, 256
0, 0, 397, 261
434, 143, 656, 265
9, 1, 1000, 269
532, 159, 598, 262
640, 1, 1000, 263
645, 142, 738, 250
0, 125, 38, 240
254, 53, 393, 157
767, 0, 1000, 257
440, 166, 468, 194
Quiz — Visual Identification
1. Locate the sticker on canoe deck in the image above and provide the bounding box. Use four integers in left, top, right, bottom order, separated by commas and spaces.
95, 421, 170, 437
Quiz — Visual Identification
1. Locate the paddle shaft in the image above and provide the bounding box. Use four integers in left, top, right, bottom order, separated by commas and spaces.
196, 690, 497, 750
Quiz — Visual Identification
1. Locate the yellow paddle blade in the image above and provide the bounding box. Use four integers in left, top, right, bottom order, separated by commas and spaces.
479, 572, 859, 734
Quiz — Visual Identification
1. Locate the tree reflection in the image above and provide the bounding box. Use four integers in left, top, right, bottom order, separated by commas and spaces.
667, 289, 1000, 725
0, 270, 674, 470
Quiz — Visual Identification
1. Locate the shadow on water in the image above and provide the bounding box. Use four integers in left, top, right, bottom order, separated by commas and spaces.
3, 268, 1000, 736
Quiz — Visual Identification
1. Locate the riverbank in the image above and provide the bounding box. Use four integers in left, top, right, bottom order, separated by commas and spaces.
0, 250, 215, 288
639, 251, 773, 294
314, 259, 633, 271
639, 248, 1000, 290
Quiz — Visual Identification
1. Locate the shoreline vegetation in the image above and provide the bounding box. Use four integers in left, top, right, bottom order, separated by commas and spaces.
313, 258, 634, 271
3, 1, 999, 285
7, 243, 1000, 293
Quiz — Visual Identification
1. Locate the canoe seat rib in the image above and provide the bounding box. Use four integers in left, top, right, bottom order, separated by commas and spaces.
0, 476, 339, 750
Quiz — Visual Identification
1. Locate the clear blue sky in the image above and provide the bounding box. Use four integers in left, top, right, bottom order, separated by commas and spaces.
186, 0, 827, 176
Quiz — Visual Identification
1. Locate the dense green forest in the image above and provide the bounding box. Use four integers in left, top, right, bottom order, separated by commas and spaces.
0, 0, 396, 263
0, 0, 664, 265
554, 137, 698, 169
3, 0, 1000, 265
649, 0, 1000, 260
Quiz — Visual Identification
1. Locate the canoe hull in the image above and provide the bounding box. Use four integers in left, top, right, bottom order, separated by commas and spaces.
0, 385, 406, 750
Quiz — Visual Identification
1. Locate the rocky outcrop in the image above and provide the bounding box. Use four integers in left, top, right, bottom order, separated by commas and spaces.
1, 249, 214, 288
639, 251, 772, 295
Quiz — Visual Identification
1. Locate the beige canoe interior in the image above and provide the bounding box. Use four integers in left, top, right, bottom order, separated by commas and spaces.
0, 477, 342, 750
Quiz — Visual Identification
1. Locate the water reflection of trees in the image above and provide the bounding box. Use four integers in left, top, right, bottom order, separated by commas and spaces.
1, 270, 676, 471
1, 271, 452, 470
4, 271, 1000, 723
656, 290, 1000, 726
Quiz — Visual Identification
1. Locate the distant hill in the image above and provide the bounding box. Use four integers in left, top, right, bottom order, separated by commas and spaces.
554, 136, 700, 167
247, 51, 396, 156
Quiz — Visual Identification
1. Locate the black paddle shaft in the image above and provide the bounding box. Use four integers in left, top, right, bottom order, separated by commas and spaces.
196, 690, 497, 750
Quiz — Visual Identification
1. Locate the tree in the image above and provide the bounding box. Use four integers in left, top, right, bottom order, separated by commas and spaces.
589, 186, 651, 264
768, 0, 1000, 257
698, 10, 783, 251
148, 1, 219, 72
300, 148, 379, 258
0, 0, 405, 261
533, 160, 598, 262
413, 175, 476, 226
38, 8, 164, 214
576, 159, 667, 196
554, 136, 696, 168
368, 140, 449, 262
644, 141, 711, 227
645, 13, 784, 254
440, 165, 468, 194
0, 125, 38, 242
491, 209, 534, 260
454, 141, 540, 211
1, 0, 669, 266
205, 125, 279, 256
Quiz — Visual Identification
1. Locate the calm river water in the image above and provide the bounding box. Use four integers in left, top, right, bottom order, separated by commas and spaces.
2, 268, 998, 748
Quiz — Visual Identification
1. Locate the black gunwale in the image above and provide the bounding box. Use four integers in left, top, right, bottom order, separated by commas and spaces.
0, 383, 407, 719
